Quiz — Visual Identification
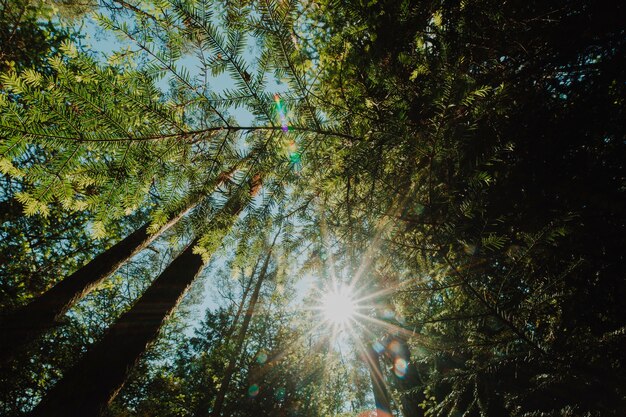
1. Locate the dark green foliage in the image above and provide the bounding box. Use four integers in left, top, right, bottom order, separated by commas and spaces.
0, 0, 624, 416
104, 274, 357, 417
301, 0, 626, 415
0, 0, 72, 73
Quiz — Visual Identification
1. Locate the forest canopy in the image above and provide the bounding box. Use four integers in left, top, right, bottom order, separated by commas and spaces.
0, 0, 624, 416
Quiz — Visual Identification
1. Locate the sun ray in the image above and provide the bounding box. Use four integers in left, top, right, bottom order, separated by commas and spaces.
345, 325, 394, 417
320, 285, 357, 326
346, 186, 417, 291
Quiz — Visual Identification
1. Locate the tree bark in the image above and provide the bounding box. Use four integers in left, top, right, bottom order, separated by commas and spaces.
365, 344, 393, 417
28, 173, 261, 417
28, 238, 205, 417
0, 167, 235, 364
384, 335, 424, 417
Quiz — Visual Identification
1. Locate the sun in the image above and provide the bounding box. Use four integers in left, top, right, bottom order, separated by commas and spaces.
321, 286, 356, 326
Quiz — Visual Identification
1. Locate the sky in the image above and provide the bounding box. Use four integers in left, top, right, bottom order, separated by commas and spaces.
77, 9, 314, 334
48, 9, 375, 413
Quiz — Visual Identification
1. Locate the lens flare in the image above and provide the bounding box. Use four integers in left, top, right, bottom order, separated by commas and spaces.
248, 384, 260, 397
275, 387, 286, 400
388, 340, 402, 355
255, 351, 268, 364
393, 357, 408, 378
286, 140, 302, 173
321, 286, 356, 326
273, 94, 289, 132
372, 341, 385, 354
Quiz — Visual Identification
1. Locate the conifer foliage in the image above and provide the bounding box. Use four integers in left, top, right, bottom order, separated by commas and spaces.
0, 0, 624, 416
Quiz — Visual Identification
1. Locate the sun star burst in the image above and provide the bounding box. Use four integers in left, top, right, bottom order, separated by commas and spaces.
321, 286, 356, 326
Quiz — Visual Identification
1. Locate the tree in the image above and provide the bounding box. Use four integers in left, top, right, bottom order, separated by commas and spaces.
0, 0, 75, 73
0, 164, 237, 364
364, 344, 392, 417
29, 172, 263, 417
211, 231, 278, 417
1, 0, 624, 415
298, 0, 626, 415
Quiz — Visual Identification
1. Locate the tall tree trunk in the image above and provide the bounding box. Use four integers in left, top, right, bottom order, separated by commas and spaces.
385, 335, 424, 417
365, 344, 393, 417
29, 238, 204, 417
28, 173, 261, 417
0, 168, 235, 364
193, 263, 257, 417
223, 259, 260, 343
210, 232, 278, 417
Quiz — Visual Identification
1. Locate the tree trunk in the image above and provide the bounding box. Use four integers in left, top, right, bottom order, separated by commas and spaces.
193, 264, 256, 417
0, 167, 235, 364
365, 344, 393, 417
28, 238, 204, 417
210, 235, 276, 417
223, 260, 260, 343
385, 335, 424, 417
28, 173, 261, 417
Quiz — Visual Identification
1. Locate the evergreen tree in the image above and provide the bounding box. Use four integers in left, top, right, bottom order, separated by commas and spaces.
0, 0, 623, 416
30, 172, 263, 416
0, 164, 236, 364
